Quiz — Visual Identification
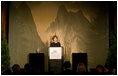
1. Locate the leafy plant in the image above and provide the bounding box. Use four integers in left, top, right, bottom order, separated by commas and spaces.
1, 32, 10, 69
106, 31, 117, 69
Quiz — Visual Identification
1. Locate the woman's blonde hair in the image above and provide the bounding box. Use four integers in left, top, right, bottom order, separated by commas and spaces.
76, 62, 86, 73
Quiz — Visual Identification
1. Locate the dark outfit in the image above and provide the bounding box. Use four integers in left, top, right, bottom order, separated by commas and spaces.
77, 71, 89, 75
50, 42, 61, 47
59, 69, 75, 75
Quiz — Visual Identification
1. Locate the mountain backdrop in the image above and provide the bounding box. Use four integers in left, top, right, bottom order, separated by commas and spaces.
9, 2, 109, 71
46, 5, 109, 69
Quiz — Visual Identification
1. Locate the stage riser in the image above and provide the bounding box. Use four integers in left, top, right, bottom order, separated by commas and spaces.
72, 53, 88, 72
29, 53, 44, 72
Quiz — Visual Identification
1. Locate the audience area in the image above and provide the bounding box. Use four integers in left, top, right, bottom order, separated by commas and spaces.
1, 61, 117, 75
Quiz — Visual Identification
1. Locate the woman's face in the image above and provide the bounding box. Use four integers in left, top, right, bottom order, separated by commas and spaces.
53, 37, 57, 43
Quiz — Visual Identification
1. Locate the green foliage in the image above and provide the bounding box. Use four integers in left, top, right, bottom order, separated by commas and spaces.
1, 32, 10, 69
106, 31, 117, 69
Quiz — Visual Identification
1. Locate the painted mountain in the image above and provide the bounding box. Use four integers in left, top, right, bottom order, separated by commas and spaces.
46, 5, 109, 69
9, 2, 48, 70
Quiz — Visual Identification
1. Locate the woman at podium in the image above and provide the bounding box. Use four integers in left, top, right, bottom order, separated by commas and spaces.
50, 35, 61, 47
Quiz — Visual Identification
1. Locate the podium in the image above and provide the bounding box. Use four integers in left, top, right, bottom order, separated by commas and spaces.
48, 47, 63, 74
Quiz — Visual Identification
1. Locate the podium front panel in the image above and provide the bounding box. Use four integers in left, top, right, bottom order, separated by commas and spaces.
48, 47, 63, 74
49, 47, 62, 59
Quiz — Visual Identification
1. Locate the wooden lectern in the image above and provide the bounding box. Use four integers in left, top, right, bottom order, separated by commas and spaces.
48, 47, 63, 74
